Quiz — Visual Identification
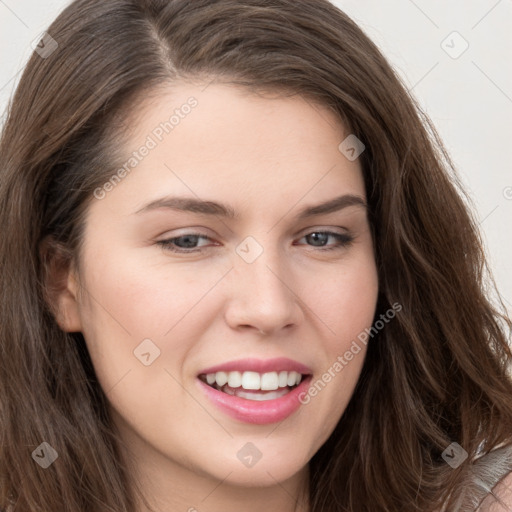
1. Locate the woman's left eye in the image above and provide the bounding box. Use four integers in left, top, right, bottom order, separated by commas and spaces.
297, 231, 354, 251
156, 230, 354, 254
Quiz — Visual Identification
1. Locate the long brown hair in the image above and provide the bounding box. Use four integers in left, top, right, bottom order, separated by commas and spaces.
1, 1, 511, 510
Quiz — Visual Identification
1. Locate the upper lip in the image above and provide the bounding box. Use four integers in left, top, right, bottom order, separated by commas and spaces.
198, 357, 312, 376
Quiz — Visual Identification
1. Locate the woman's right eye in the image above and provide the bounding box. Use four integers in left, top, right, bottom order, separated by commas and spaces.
156, 233, 213, 253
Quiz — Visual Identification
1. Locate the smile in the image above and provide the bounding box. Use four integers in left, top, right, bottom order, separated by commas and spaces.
196, 358, 313, 424
198, 370, 305, 401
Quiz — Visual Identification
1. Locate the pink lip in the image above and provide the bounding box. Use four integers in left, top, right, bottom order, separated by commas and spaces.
198, 357, 312, 376
197, 374, 313, 425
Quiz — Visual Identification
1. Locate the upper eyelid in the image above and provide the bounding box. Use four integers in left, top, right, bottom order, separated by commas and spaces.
158, 225, 351, 239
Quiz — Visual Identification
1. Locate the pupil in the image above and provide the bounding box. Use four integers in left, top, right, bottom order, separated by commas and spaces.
178, 235, 198, 248
308, 232, 327, 246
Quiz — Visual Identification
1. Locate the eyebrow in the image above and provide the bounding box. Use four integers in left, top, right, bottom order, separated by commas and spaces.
134, 193, 367, 220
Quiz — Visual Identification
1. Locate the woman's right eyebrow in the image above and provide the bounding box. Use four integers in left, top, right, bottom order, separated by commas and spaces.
133, 193, 367, 220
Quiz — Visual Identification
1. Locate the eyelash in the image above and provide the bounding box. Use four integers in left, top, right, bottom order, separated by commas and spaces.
156, 230, 354, 254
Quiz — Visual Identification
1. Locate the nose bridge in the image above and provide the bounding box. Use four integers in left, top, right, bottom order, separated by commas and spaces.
226, 233, 300, 332
236, 234, 291, 299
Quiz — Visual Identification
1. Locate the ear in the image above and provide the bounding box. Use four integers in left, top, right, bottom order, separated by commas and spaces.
40, 236, 82, 332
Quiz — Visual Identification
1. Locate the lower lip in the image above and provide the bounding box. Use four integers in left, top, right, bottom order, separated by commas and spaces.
197, 375, 312, 425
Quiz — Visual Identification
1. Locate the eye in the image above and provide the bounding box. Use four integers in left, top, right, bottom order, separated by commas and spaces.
295, 230, 354, 251
156, 230, 354, 254
157, 233, 213, 253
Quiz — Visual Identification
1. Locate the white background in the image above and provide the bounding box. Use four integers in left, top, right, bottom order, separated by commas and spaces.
1, 0, 511, 317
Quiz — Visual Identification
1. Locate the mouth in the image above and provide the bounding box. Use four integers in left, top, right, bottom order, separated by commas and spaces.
198, 370, 308, 401
196, 357, 313, 424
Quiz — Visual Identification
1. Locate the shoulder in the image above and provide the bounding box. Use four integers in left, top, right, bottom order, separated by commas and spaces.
478, 470, 512, 511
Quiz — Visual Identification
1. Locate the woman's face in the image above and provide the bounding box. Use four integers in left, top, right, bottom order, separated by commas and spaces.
57, 82, 378, 493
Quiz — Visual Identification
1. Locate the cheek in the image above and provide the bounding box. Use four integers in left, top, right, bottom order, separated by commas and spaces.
79, 248, 223, 340
305, 250, 379, 344
297, 252, 378, 442
75, 255, 202, 440
75, 246, 237, 405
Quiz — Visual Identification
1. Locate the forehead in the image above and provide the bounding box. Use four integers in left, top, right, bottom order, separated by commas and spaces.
93, 81, 366, 218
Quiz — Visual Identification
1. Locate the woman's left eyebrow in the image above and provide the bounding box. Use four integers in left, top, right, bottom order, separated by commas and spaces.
133, 193, 367, 219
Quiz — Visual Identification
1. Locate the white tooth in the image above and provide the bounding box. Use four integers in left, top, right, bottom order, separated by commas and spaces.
287, 371, 299, 386
227, 371, 242, 388
278, 371, 288, 388
215, 371, 228, 387
213, 369, 302, 390
241, 371, 261, 390
260, 372, 279, 390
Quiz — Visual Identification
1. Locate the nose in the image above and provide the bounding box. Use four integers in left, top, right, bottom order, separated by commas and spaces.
223, 241, 303, 336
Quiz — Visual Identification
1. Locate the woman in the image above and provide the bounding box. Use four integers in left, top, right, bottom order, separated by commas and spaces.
1, 0, 511, 510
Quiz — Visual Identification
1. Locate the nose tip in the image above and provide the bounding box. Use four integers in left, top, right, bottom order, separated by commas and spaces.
225, 247, 303, 337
